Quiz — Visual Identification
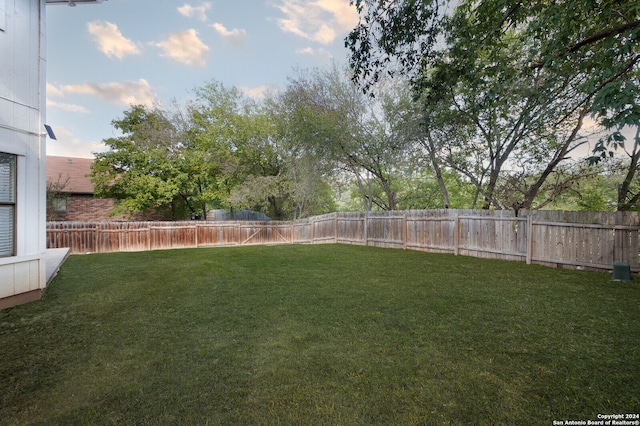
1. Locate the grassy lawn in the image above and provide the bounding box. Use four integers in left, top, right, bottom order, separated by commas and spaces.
1, 244, 638, 425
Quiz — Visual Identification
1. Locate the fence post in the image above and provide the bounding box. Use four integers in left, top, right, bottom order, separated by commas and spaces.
194, 224, 199, 248
147, 226, 151, 251
334, 213, 338, 244
526, 215, 533, 264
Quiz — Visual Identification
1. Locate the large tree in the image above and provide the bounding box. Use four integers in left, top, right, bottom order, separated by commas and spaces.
590, 78, 640, 211
183, 82, 250, 217
279, 66, 414, 211
93, 82, 338, 221
188, 80, 339, 220
91, 105, 190, 219
347, 0, 640, 210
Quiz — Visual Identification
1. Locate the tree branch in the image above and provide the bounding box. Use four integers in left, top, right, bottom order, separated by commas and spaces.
568, 20, 640, 54
531, 20, 640, 69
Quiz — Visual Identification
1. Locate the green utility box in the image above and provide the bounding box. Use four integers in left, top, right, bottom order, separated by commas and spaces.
612, 262, 633, 283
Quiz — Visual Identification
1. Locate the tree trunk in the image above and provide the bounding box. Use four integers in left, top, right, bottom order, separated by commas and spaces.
520, 109, 587, 210
617, 127, 640, 211
424, 134, 450, 208
483, 170, 501, 209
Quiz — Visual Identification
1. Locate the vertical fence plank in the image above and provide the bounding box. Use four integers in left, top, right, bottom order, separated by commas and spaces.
363, 213, 368, 246
454, 214, 460, 256
526, 216, 533, 265
310, 216, 315, 244
402, 213, 407, 250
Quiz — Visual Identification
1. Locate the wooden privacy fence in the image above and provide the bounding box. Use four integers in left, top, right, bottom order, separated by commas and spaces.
47, 221, 293, 254
47, 209, 640, 272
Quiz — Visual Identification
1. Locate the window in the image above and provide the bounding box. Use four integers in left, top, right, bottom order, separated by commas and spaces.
52, 197, 67, 212
0, 153, 16, 257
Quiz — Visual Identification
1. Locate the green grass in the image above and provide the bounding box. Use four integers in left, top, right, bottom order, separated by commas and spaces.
1, 245, 638, 425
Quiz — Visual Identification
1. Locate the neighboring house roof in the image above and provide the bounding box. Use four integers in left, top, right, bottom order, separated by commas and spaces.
46, 156, 94, 194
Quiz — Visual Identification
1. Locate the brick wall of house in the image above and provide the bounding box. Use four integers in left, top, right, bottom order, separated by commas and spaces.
55, 195, 173, 222
46, 156, 178, 222
64, 195, 118, 221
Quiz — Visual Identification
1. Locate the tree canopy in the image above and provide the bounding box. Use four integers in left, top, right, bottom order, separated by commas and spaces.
89, 2, 639, 218
347, 0, 640, 211
91, 82, 340, 220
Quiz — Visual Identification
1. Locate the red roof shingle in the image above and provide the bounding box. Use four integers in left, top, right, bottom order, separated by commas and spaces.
46, 156, 94, 194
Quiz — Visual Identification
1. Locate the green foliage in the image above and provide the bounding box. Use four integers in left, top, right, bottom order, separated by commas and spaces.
346, 0, 640, 211
341, 168, 476, 211
91, 81, 339, 220
86, 1, 639, 217
278, 66, 415, 211
349, 0, 639, 97
91, 105, 188, 218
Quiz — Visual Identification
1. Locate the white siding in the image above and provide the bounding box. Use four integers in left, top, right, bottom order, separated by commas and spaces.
0, 0, 47, 304
0, 0, 6, 32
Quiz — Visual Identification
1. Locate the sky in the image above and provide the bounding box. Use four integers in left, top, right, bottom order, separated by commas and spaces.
45, 0, 360, 158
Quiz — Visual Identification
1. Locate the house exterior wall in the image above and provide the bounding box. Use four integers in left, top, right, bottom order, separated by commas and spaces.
50, 194, 176, 222
0, 0, 48, 308
55, 195, 118, 222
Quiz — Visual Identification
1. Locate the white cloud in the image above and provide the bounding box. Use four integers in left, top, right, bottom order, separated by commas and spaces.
47, 82, 90, 113
46, 127, 108, 159
239, 84, 279, 99
60, 79, 158, 107
153, 29, 209, 67
272, 0, 358, 44
296, 47, 315, 55
315, 0, 360, 29
47, 99, 90, 114
47, 82, 64, 98
295, 46, 333, 62
178, 2, 212, 21
211, 22, 248, 48
87, 21, 140, 59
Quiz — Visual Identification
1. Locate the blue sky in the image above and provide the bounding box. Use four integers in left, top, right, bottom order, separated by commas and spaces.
45, 0, 360, 158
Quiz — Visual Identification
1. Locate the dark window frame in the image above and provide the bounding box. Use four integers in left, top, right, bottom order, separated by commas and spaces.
0, 153, 17, 257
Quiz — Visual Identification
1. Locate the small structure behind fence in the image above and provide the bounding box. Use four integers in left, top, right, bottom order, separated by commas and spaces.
47, 209, 640, 272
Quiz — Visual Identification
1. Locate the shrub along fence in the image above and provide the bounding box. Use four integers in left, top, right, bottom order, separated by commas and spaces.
47, 209, 640, 272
